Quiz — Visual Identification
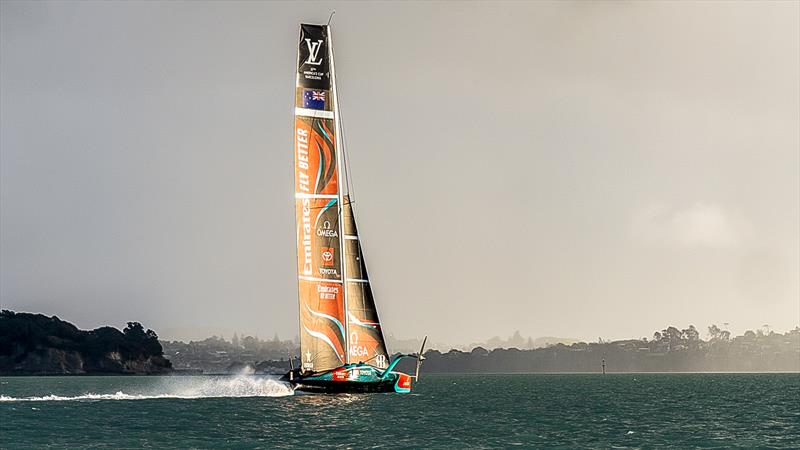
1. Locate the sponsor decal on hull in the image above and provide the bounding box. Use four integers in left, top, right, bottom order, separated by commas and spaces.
395, 373, 412, 393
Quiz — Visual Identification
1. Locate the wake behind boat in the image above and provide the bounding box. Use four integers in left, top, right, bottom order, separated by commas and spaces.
282, 22, 424, 394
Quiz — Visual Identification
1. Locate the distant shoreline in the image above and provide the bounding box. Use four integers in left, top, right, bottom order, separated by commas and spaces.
3, 310, 798, 376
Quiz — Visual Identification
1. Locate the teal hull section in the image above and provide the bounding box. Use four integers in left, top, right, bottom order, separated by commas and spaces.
283, 363, 412, 393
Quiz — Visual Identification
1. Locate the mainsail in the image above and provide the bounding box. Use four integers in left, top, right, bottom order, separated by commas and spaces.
294, 24, 388, 372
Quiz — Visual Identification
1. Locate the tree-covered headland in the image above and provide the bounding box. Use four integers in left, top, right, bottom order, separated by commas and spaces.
0, 310, 172, 375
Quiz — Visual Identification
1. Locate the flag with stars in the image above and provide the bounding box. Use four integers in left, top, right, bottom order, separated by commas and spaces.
303, 90, 326, 110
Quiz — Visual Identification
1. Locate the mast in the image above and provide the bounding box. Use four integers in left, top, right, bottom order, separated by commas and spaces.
293, 24, 302, 366
328, 24, 350, 364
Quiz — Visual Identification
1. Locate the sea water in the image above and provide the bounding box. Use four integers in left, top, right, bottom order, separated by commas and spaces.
1, 373, 798, 448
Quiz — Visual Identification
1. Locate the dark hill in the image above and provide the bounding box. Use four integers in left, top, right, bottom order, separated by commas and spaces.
0, 310, 172, 375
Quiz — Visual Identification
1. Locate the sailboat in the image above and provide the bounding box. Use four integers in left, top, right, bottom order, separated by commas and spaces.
281, 22, 425, 393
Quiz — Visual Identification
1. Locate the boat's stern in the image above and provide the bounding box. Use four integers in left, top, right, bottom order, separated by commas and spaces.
393, 372, 412, 393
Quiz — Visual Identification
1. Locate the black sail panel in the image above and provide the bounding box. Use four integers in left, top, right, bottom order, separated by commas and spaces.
342, 196, 389, 368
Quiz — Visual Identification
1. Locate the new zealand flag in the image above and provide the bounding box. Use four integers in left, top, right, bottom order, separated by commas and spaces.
303, 90, 326, 110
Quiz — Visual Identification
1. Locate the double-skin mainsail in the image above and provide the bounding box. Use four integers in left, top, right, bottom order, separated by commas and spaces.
293, 24, 389, 375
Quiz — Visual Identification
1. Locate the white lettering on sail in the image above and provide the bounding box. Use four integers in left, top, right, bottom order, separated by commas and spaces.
317, 219, 338, 238
350, 345, 369, 358
297, 129, 309, 170
317, 284, 339, 300
297, 127, 312, 275
349, 332, 369, 359
304, 39, 324, 66
302, 198, 312, 275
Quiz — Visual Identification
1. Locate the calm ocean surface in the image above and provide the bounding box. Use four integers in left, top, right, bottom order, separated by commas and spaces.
1, 373, 798, 449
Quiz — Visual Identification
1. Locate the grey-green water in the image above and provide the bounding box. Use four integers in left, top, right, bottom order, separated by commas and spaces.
1, 373, 798, 449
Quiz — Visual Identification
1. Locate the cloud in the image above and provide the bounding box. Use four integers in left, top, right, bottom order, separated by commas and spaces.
631, 203, 751, 248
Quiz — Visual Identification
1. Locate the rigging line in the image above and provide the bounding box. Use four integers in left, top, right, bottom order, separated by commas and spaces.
343, 118, 356, 203
325, 23, 355, 206
336, 84, 356, 203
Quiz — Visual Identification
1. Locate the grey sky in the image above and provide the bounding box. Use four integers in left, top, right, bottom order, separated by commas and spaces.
2, 1, 798, 344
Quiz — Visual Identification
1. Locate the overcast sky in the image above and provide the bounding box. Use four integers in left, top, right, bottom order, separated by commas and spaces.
1, 1, 798, 344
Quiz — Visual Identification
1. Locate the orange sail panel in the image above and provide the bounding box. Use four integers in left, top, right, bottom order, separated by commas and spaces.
294, 24, 345, 372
